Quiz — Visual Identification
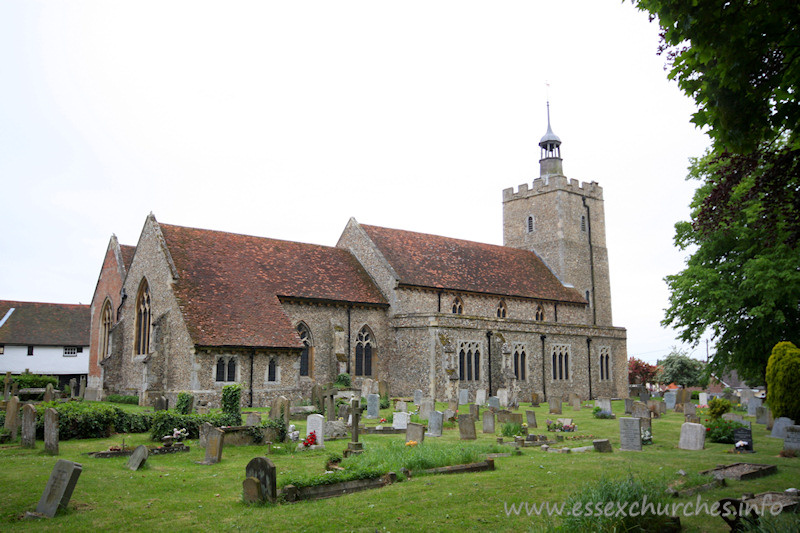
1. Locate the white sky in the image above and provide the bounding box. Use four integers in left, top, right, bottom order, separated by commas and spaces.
0, 1, 711, 364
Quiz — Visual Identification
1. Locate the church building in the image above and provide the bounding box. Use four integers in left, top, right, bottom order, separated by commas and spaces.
88, 117, 628, 407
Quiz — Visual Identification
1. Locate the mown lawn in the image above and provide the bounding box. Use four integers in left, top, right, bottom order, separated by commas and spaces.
1, 400, 798, 532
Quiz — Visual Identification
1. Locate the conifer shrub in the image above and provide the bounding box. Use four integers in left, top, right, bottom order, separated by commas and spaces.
765, 341, 800, 421
707, 397, 732, 420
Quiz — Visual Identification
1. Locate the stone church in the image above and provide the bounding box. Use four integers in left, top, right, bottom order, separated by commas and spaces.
86, 117, 628, 407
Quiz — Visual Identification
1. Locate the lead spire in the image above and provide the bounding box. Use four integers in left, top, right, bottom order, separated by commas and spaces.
538, 101, 563, 177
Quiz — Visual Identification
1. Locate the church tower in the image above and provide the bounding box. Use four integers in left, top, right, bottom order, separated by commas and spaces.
502, 106, 613, 326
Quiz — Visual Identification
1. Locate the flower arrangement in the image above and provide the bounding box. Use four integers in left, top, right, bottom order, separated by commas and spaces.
521, 423, 528, 429
641, 428, 653, 445
380, 418, 387, 423
546, 419, 576, 432
302, 431, 317, 447
405, 440, 418, 447
172, 427, 188, 442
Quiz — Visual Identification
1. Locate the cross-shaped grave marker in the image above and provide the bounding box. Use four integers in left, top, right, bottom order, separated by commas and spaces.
322, 384, 338, 421
345, 398, 365, 457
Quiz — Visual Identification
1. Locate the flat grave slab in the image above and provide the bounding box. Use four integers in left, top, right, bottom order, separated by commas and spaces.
700, 462, 777, 481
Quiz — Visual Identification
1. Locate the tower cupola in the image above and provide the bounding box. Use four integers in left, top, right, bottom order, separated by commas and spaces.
538, 102, 563, 177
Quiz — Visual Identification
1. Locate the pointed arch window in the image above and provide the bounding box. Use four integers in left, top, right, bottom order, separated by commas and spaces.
513, 344, 527, 381
581, 215, 587, 232
355, 326, 374, 377
527, 216, 535, 233
551, 344, 570, 381
452, 297, 464, 315
268, 358, 277, 382
535, 304, 545, 322
100, 299, 113, 359
458, 341, 481, 382
599, 346, 611, 381
134, 280, 151, 355
215, 356, 237, 382
297, 323, 313, 377
497, 300, 507, 318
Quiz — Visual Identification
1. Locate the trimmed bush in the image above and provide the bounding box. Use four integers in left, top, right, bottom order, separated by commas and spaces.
149, 411, 228, 441
11, 373, 58, 389
106, 394, 139, 405
703, 418, 745, 444
34, 401, 119, 440
766, 341, 800, 421
221, 383, 243, 426
707, 397, 732, 419
175, 392, 194, 415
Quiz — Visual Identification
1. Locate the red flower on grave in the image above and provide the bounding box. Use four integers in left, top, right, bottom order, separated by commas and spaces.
303, 431, 317, 447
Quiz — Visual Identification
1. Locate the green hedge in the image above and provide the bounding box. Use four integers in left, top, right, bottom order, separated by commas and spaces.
11, 374, 59, 389
149, 411, 228, 442
31, 401, 155, 440
106, 394, 140, 405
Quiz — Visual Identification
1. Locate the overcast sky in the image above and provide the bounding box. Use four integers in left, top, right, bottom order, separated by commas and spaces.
0, 1, 711, 364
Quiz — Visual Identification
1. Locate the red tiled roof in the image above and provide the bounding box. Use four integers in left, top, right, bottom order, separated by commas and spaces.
360, 224, 586, 303
0, 300, 90, 346
120, 245, 136, 272
159, 223, 386, 349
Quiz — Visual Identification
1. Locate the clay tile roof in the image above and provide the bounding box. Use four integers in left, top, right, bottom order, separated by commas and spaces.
159, 223, 386, 349
120, 245, 136, 272
360, 224, 586, 304
0, 300, 90, 346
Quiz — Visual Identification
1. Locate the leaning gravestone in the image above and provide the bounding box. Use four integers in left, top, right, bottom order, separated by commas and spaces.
458, 389, 469, 405
469, 403, 480, 421
418, 399, 435, 420
21, 404, 37, 448
619, 417, 642, 451
5, 396, 20, 439
458, 415, 477, 440
770, 417, 795, 439
549, 400, 562, 415
406, 422, 425, 444
747, 397, 763, 417
366, 394, 380, 419
664, 391, 677, 410
242, 477, 264, 504
393, 411, 410, 430
306, 414, 325, 447
733, 427, 754, 452
426, 411, 443, 437
154, 396, 167, 411
413, 389, 423, 405
197, 428, 225, 464
525, 410, 537, 428
199, 422, 213, 448
487, 396, 500, 409
631, 401, 650, 420
127, 445, 149, 471
475, 389, 487, 406
593, 439, 613, 453
245, 457, 277, 503
36, 460, 83, 518
624, 398, 633, 414
44, 408, 59, 455
483, 411, 495, 433
784, 426, 800, 452
679, 422, 706, 450
43, 383, 55, 403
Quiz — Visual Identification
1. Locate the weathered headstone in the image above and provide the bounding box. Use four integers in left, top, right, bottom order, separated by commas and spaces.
639, 416, 652, 433
639, 390, 650, 404
306, 414, 325, 447
418, 398, 434, 420
426, 410, 443, 437
346, 398, 365, 456
197, 427, 225, 464
245, 413, 262, 426
406, 422, 425, 444
784, 426, 800, 452
458, 389, 469, 405
154, 395, 167, 411
722, 413, 744, 423
497, 388, 509, 408
468, 403, 480, 421
311, 383, 323, 411
242, 477, 264, 504
378, 380, 389, 398
496, 410, 513, 424
664, 391, 677, 410
199, 422, 213, 448
69, 378, 78, 399
593, 439, 613, 453
447, 400, 458, 413
245, 457, 277, 503
525, 410, 537, 428
475, 389, 487, 406
36, 460, 83, 517
595, 398, 613, 415
698, 392, 708, 406
21, 404, 36, 448
683, 403, 697, 416
443, 409, 456, 421
619, 417, 642, 451
361, 378, 374, 396
678, 422, 705, 450
127, 445, 149, 470
393, 411, 410, 430
631, 401, 650, 420
44, 408, 59, 455
571, 397, 581, 411
685, 415, 700, 424
395, 400, 407, 413
366, 393, 380, 419
4, 396, 19, 439
767, 408, 775, 430
43, 383, 55, 403
530, 391, 540, 407
483, 411, 495, 433
324, 419, 347, 438
624, 398, 633, 414
79, 376, 86, 399
770, 417, 795, 439
747, 397, 763, 417
756, 406, 769, 425
458, 415, 477, 440
549, 400, 562, 415
321, 385, 337, 421
413, 389, 423, 405
733, 427, 754, 452
487, 396, 500, 409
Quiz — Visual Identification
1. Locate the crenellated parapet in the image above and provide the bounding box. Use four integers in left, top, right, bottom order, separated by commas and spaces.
502, 176, 603, 202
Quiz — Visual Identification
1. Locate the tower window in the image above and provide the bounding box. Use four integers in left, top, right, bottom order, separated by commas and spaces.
527, 216, 535, 233
581, 215, 586, 232
599, 346, 611, 381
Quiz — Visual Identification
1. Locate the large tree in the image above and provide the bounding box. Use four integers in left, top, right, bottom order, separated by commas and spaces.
656, 349, 706, 388
633, 1, 800, 383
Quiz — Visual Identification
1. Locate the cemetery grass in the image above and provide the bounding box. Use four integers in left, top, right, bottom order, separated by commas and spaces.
1, 401, 799, 532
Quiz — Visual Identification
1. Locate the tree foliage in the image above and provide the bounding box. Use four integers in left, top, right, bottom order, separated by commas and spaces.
656, 350, 705, 387
765, 341, 800, 421
628, 357, 659, 385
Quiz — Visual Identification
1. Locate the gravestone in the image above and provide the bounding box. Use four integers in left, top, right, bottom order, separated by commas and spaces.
337, 402, 349, 419
770, 417, 795, 439
154, 396, 167, 411
69, 378, 77, 399
378, 380, 389, 398
483, 411, 495, 433
246, 457, 277, 503
406, 422, 425, 444
311, 383, 323, 411
44, 408, 59, 455
497, 388, 509, 408
324, 420, 347, 438
321, 385, 337, 421
306, 414, 325, 447
722, 413, 744, 423
624, 398, 633, 414
458, 389, 469, 405
684, 403, 697, 416
767, 408, 774, 430
677, 389, 692, 405
674, 403, 684, 413
396, 400, 408, 413
747, 397, 763, 417
366, 394, 380, 419
79, 376, 86, 399
530, 392, 540, 407
571, 397, 581, 411
426, 411, 443, 437
43, 383, 55, 403
639, 390, 650, 403
639, 416, 652, 433
685, 415, 700, 424
784, 426, 800, 452
393, 411, 410, 430
593, 439, 613, 453
678, 422, 705, 450
443, 409, 456, 422
199, 422, 214, 448
568, 392, 579, 404
418, 399, 435, 420
242, 477, 264, 504
448, 400, 458, 413
595, 398, 612, 415
525, 410, 537, 428
197, 428, 225, 464
664, 391, 677, 410
127, 445, 149, 470
556, 417, 573, 427
487, 396, 500, 409
35, 460, 83, 518
475, 389, 487, 406
361, 378, 374, 396
469, 403, 480, 421
496, 410, 513, 424
619, 417, 642, 451
413, 389, 423, 405
458, 415, 477, 440
245, 413, 262, 426
698, 392, 708, 406
740, 388, 754, 407
631, 401, 650, 420
4, 396, 19, 439
346, 398, 365, 456
756, 406, 769, 425
549, 400, 562, 415
733, 427, 754, 452
21, 404, 36, 448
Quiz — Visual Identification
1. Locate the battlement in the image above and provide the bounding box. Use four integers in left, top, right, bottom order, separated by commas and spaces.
502, 175, 603, 202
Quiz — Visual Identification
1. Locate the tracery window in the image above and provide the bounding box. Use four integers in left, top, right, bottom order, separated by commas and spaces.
513, 344, 527, 381
215, 356, 237, 382
355, 326, 374, 377
599, 346, 611, 381
297, 323, 313, 377
100, 299, 113, 359
551, 344, 570, 381
497, 300, 507, 318
459, 341, 481, 381
134, 280, 151, 355
452, 297, 464, 315
535, 304, 545, 322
